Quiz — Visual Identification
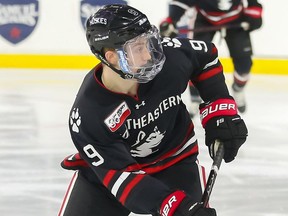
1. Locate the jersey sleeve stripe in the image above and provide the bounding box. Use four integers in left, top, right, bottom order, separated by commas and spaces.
196, 64, 223, 82
111, 172, 131, 196
119, 174, 146, 205
103, 170, 117, 187
244, 7, 262, 18
203, 57, 219, 70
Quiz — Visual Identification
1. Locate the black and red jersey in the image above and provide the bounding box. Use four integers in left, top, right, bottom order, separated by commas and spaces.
68, 37, 229, 212
169, 0, 261, 25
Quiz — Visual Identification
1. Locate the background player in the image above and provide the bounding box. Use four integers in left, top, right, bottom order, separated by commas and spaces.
58, 4, 248, 216
160, 0, 263, 115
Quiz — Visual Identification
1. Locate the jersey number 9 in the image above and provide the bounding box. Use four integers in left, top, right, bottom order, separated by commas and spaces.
189, 40, 208, 52
83, 144, 104, 166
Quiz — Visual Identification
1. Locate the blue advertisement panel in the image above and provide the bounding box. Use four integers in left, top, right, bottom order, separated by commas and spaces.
0, 0, 39, 44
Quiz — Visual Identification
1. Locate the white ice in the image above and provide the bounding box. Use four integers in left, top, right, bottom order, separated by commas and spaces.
0, 69, 287, 216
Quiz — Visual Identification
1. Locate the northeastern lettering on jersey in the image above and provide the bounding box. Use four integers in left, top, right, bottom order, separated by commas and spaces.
0, 0, 39, 44
126, 95, 182, 130
104, 102, 131, 132
80, 0, 127, 30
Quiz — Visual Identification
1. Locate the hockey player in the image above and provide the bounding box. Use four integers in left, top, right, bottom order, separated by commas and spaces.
58, 4, 248, 216
160, 0, 263, 114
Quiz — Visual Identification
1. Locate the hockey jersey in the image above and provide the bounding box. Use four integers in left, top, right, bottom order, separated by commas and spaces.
169, 0, 261, 25
67, 37, 230, 213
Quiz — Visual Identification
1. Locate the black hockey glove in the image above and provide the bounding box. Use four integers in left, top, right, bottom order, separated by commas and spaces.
199, 98, 248, 163
243, 3, 263, 32
159, 17, 178, 38
159, 190, 216, 216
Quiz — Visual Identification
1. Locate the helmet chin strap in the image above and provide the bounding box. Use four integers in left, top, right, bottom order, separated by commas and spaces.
95, 52, 133, 80
113, 67, 133, 80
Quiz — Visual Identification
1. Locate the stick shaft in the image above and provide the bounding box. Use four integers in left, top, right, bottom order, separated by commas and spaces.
201, 140, 224, 207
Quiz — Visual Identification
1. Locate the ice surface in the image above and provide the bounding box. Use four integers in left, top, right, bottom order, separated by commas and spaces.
0, 69, 287, 216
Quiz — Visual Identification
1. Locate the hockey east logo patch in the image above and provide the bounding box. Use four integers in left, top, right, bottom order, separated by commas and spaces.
0, 0, 39, 44
104, 102, 131, 133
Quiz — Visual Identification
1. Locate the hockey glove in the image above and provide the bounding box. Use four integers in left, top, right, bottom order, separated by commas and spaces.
61, 153, 89, 170
200, 98, 248, 163
159, 17, 178, 38
159, 190, 216, 216
243, 3, 263, 32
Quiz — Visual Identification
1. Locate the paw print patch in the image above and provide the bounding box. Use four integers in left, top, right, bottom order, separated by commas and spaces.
70, 108, 81, 133
162, 37, 182, 48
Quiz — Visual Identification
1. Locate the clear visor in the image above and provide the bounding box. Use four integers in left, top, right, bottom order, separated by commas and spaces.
116, 25, 166, 83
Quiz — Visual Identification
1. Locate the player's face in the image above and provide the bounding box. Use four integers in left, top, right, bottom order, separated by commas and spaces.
124, 36, 152, 70
115, 26, 166, 83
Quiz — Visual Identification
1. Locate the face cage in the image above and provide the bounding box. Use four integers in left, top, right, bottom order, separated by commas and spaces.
116, 26, 166, 83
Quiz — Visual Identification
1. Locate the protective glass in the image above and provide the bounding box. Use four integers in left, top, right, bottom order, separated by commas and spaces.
116, 25, 166, 83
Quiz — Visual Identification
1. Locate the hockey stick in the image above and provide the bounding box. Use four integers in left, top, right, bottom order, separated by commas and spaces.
178, 22, 249, 34
201, 140, 225, 207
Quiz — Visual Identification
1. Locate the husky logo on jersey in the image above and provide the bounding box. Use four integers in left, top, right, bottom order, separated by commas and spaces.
70, 108, 81, 133
0, 0, 39, 44
130, 126, 165, 157
80, 0, 127, 30
162, 38, 182, 48
218, 0, 232, 11
105, 102, 131, 132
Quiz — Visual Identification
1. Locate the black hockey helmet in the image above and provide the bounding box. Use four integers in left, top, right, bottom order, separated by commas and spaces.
86, 4, 166, 83
86, 4, 151, 52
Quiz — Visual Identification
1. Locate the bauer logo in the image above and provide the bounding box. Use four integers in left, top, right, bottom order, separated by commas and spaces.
80, 0, 127, 30
0, 0, 39, 44
104, 102, 131, 132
